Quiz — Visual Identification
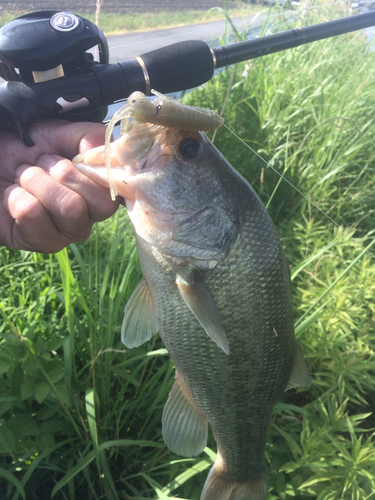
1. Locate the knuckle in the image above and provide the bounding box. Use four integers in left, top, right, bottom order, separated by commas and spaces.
60, 190, 88, 222
73, 226, 93, 242
50, 159, 76, 184
16, 195, 45, 223
91, 197, 118, 222
39, 241, 66, 254
57, 191, 93, 241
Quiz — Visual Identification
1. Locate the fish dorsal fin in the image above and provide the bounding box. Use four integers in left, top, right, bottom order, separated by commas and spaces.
176, 275, 230, 355
121, 278, 159, 348
286, 342, 312, 390
162, 372, 208, 457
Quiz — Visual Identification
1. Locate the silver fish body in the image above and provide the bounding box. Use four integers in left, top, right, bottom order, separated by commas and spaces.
74, 123, 311, 500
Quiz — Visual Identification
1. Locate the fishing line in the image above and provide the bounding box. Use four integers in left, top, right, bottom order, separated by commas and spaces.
224, 124, 341, 227
223, 123, 375, 260
106, 4, 375, 264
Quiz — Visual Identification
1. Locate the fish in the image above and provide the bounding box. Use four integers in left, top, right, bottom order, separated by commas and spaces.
73, 92, 311, 500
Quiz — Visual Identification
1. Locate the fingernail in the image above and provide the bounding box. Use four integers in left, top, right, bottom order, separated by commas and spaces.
37, 154, 60, 173
14, 164, 31, 183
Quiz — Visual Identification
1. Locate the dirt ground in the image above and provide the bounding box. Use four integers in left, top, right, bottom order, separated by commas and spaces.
1, 0, 245, 14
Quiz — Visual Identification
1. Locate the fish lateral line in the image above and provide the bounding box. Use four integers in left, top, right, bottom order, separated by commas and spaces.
73, 95, 312, 500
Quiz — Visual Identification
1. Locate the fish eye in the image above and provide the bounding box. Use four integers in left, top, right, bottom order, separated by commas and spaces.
178, 138, 203, 160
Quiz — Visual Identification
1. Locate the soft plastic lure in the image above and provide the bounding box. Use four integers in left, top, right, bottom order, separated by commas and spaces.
104, 90, 224, 199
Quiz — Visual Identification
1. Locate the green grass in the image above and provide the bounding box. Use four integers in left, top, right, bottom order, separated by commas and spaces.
87, 6, 263, 36
1, 4, 375, 500
0, 5, 262, 35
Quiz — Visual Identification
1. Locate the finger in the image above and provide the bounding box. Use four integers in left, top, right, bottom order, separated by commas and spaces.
15, 164, 93, 241
0, 121, 106, 182
31, 120, 107, 158
36, 154, 120, 222
3, 183, 75, 253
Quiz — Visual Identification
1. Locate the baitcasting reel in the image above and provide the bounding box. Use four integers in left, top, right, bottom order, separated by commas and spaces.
0, 11, 110, 144
0, 9, 374, 146
0, 10, 213, 145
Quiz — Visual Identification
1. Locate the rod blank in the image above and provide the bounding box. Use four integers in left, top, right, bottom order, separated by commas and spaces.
212, 11, 375, 68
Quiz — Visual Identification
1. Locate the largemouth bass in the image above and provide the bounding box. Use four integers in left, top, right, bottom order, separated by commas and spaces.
73, 93, 311, 500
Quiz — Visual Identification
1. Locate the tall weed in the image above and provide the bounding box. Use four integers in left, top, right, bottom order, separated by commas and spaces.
185, 6, 375, 498
1, 5, 375, 499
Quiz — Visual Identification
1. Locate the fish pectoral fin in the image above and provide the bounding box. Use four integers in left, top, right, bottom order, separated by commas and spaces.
176, 275, 230, 355
162, 372, 208, 457
121, 278, 159, 348
286, 342, 312, 390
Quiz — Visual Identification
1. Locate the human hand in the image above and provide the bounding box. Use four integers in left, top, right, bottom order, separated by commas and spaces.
0, 120, 120, 253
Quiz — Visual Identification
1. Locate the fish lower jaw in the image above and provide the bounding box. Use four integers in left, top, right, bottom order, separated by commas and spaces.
74, 162, 137, 201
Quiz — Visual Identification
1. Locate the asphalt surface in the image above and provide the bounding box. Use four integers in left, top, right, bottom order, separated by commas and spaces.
4, 13, 372, 136
0, 17, 258, 86
104, 17, 260, 125
0, 16, 260, 141
107, 16, 259, 62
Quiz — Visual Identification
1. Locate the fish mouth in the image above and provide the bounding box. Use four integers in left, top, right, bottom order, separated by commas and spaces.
73, 123, 212, 252
73, 122, 167, 202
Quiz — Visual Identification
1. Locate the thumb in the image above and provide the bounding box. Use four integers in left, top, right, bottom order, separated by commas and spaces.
30, 119, 107, 159
0, 120, 107, 179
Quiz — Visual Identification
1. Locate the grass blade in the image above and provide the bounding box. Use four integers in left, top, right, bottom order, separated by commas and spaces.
0, 466, 26, 500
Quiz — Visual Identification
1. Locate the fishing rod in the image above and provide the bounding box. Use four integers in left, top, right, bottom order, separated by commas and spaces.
0, 9, 374, 146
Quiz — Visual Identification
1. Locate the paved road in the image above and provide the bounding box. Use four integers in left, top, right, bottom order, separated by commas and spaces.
107, 16, 260, 62
0, 17, 259, 86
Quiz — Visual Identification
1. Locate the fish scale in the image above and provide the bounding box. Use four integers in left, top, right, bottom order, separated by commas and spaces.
73, 106, 311, 499
136, 204, 295, 482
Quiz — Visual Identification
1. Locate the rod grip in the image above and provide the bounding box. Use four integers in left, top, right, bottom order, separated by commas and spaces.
139, 40, 214, 94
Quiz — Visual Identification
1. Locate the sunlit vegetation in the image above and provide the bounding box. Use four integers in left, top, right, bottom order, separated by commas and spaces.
1, 5, 375, 500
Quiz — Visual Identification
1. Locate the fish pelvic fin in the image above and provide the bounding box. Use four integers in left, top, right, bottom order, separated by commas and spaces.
201, 457, 267, 500
286, 342, 312, 391
176, 274, 230, 355
162, 372, 208, 457
121, 278, 159, 348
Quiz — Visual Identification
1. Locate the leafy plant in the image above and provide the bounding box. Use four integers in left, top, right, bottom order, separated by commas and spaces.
1, 4, 375, 499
